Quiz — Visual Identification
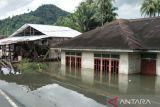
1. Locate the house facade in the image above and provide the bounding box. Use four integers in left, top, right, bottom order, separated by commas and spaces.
56, 17, 160, 76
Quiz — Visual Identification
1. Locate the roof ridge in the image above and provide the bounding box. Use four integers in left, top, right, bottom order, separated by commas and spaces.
117, 19, 142, 49
27, 23, 72, 29
129, 16, 160, 22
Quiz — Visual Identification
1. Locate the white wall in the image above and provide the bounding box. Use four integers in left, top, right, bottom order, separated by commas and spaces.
0, 50, 2, 58
82, 52, 94, 69
119, 53, 141, 74
119, 53, 129, 74
128, 53, 141, 74
61, 51, 66, 65
61, 51, 142, 75
156, 53, 160, 76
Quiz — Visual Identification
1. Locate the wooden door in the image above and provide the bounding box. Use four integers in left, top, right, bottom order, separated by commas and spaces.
141, 59, 156, 75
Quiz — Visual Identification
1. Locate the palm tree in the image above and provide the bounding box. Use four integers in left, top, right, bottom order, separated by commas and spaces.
75, 1, 97, 32
96, 0, 117, 26
156, 0, 160, 16
141, 0, 157, 17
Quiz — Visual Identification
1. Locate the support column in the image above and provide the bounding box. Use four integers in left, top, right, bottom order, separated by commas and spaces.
82, 52, 94, 69
156, 53, 160, 76
61, 51, 66, 65
119, 53, 141, 74
128, 53, 141, 74
119, 53, 129, 74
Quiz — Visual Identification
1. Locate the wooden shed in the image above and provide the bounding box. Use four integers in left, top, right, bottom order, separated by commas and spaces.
0, 24, 81, 62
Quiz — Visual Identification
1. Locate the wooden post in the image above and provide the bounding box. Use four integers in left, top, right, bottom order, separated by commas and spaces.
8, 45, 11, 61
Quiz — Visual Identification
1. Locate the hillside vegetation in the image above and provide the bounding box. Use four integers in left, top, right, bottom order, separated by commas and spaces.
0, 5, 69, 36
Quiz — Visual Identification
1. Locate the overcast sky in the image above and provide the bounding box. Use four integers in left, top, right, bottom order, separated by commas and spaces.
0, 0, 143, 20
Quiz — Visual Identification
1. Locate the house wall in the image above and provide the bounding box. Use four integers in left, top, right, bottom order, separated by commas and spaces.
0, 49, 2, 58
128, 53, 141, 74
119, 53, 141, 74
61, 51, 66, 65
82, 52, 94, 69
49, 38, 71, 47
119, 53, 129, 74
61, 51, 142, 75
156, 53, 160, 76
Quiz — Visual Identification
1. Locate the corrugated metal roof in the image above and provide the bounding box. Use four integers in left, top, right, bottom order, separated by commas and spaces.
0, 24, 81, 45
0, 35, 50, 45
11, 24, 81, 37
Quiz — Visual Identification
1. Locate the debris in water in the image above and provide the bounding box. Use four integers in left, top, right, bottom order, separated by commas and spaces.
0, 66, 21, 75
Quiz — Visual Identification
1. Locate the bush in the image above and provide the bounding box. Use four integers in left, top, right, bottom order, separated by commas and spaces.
18, 59, 47, 73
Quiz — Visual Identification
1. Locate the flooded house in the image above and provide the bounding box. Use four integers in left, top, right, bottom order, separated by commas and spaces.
55, 17, 160, 76
0, 24, 81, 61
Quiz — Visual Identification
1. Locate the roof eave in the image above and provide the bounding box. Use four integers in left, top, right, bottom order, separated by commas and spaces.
51, 48, 135, 52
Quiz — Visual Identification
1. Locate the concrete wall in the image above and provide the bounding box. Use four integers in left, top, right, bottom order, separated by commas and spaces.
156, 53, 160, 76
128, 53, 141, 74
119, 53, 141, 74
82, 52, 94, 69
119, 53, 129, 74
61, 51, 66, 65
0, 50, 2, 58
61, 51, 141, 75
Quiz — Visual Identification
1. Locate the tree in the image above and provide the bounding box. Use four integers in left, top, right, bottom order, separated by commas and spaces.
55, 14, 81, 32
156, 0, 160, 16
56, 0, 118, 32
75, 1, 98, 32
141, 0, 157, 17
96, 0, 117, 26
0, 5, 69, 36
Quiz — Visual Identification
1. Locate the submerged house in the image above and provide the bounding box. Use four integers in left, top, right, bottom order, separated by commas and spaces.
0, 24, 81, 61
55, 17, 160, 76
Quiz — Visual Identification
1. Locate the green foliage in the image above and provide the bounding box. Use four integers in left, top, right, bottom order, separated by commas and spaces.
0, 5, 69, 36
96, 0, 118, 26
141, 0, 160, 17
55, 14, 81, 32
56, 0, 117, 32
18, 59, 47, 73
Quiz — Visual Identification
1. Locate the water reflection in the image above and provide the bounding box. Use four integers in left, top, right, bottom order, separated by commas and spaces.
47, 62, 160, 96
0, 73, 53, 91
0, 62, 160, 106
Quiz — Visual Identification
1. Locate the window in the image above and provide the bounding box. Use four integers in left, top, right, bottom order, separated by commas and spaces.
141, 53, 157, 60
65, 51, 81, 68
94, 53, 119, 73
94, 58, 101, 71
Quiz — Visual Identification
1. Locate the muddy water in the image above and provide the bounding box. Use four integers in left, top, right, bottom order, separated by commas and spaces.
0, 62, 160, 107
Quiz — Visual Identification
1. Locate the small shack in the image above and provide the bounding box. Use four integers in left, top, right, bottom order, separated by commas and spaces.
0, 24, 81, 62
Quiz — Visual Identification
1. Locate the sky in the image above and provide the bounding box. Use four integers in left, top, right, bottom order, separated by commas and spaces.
0, 0, 144, 20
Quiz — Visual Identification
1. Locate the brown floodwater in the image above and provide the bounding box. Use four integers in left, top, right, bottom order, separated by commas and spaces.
0, 62, 160, 107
